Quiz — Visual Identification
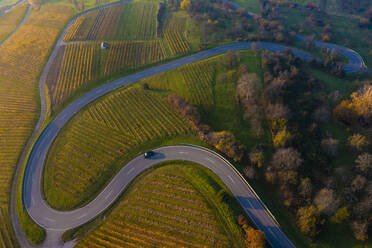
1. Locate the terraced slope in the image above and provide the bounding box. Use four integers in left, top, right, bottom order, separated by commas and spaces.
0, 2, 27, 43
75, 163, 245, 248
44, 86, 195, 210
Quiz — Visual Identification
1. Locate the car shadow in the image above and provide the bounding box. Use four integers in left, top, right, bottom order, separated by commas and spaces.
149, 152, 165, 160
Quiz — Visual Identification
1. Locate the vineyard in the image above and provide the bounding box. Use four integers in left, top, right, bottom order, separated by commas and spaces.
0, 3, 28, 43
0, 207, 15, 248
46, 40, 168, 107
63, 2, 157, 41
44, 87, 195, 210
102, 40, 167, 76
164, 15, 191, 55
143, 57, 218, 106
47, 43, 100, 106
0, 2, 74, 246
75, 164, 245, 248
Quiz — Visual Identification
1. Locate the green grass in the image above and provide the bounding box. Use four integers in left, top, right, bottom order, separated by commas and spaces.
73, 161, 246, 248
43, 85, 198, 210
231, 0, 261, 14
274, 5, 372, 68
312, 69, 357, 95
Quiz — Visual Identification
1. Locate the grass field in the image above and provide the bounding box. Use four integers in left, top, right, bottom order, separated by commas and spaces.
43, 86, 197, 210
64, 2, 158, 41
74, 162, 245, 248
0, 2, 27, 43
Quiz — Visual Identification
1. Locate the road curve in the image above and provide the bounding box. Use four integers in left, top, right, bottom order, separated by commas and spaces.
14, 0, 369, 247
224, 0, 368, 73
21, 41, 314, 248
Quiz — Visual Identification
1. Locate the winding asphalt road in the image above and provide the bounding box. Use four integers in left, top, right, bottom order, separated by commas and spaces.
225, 0, 369, 73
23, 41, 315, 248
11, 1, 371, 248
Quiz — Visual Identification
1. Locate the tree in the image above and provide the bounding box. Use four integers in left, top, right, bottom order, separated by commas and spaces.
350, 85, 372, 123
271, 147, 303, 171
244, 166, 257, 180
298, 178, 313, 202
351, 221, 369, 241
244, 228, 266, 248
355, 153, 372, 176
330, 206, 349, 224
249, 150, 264, 168
297, 205, 320, 238
180, 0, 191, 10
143, 83, 150, 90
266, 103, 290, 121
351, 175, 367, 193
224, 51, 240, 70
313, 105, 330, 122
333, 100, 358, 125
273, 129, 292, 148
348, 133, 370, 151
314, 188, 340, 215
321, 137, 339, 156
236, 73, 261, 110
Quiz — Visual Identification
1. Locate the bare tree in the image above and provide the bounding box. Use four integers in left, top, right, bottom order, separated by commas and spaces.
266, 103, 290, 121
314, 188, 340, 216
299, 178, 312, 202
351, 221, 369, 241
321, 137, 339, 156
348, 134, 370, 151
355, 153, 372, 176
351, 175, 367, 193
271, 147, 303, 171
313, 105, 330, 122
